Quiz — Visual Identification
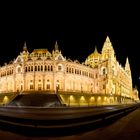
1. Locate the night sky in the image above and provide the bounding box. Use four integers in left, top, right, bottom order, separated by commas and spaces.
0, 2, 140, 94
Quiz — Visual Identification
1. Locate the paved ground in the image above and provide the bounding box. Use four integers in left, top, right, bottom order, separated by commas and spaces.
1, 108, 140, 140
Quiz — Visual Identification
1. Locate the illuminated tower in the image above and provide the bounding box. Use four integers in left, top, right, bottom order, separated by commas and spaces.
125, 57, 133, 95
125, 57, 131, 77
101, 36, 115, 60
23, 42, 28, 52
52, 41, 60, 58
20, 42, 29, 60
101, 36, 116, 95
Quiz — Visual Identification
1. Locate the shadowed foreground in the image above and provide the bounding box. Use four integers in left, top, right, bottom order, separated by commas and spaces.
0, 105, 139, 140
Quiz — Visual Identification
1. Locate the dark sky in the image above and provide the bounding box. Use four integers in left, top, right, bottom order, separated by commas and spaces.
0, 2, 140, 93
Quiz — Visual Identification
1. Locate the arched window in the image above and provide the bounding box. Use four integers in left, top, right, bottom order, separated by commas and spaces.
41, 65, 43, 71
35, 66, 37, 71
56, 80, 60, 90
38, 66, 40, 71
30, 84, 34, 90
66, 67, 68, 72
51, 65, 53, 71
103, 68, 106, 75
79, 70, 81, 75
28, 66, 30, 72
38, 84, 42, 90
95, 74, 98, 78
72, 68, 74, 73
75, 69, 77, 74
31, 66, 33, 71
25, 67, 27, 72
48, 65, 50, 71
18, 67, 21, 73
57, 64, 63, 71
69, 68, 71, 73
58, 65, 62, 71
45, 65, 47, 71
46, 84, 50, 90
46, 79, 50, 90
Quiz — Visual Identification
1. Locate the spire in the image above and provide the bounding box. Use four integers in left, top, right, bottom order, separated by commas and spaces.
106, 36, 111, 43
101, 36, 115, 60
55, 41, 59, 50
94, 46, 98, 54
102, 36, 113, 50
125, 57, 131, 76
92, 46, 100, 57
23, 41, 28, 52
125, 57, 129, 66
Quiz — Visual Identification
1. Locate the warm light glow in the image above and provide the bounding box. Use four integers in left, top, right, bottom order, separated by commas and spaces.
90, 96, 95, 101
104, 96, 107, 101
3, 96, 9, 104
80, 96, 85, 101
0, 36, 139, 106
70, 95, 74, 101
97, 96, 101, 101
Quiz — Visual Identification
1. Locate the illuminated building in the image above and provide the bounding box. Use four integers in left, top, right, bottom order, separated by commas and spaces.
0, 36, 139, 105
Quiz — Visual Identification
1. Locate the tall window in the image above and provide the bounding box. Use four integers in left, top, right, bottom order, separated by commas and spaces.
58, 65, 62, 71
46, 84, 50, 90
66, 67, 68, 72
103, 68, 106, 75
18, 67, 21, 73
45, 65, 47, 71
96, 74, 98, 78
21, 85, 23, 90
38, 66, 40, 71
31, 66, 33, 71
48, 65, 50, 71
41, 65, 43, 71
38, 84, 42, 90
35, 66, 37, 71
51, 65, 53, 71
72, 68, 74, 73
103, 84, 105, 89
30, 84, 34, 90
56, 80, 60, 90
69, 68, 71, 73
28, 66, 30, 72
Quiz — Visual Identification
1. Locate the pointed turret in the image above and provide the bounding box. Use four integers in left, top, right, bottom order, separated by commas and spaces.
52, 41, 61, 59
101, 36, 115, 60
106, 36, 110, 42
55, 41, 59, 51
19, 41, 29, 60
125, 57, 131, 76
90, 46, 100, 58
93, 46, 98, 55
23, 41, 28, 52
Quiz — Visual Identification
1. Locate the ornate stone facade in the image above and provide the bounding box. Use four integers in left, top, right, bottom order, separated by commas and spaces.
0, 36, 139, 102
